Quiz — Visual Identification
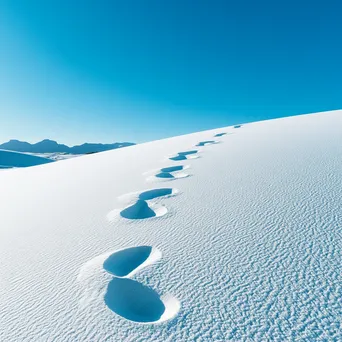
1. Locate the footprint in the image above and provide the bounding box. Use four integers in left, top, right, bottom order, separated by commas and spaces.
169, 150, 198, 161
119, 188, 177, 220
103, 246, 162, 277
105, 278, 166, 323
169, 153, 194, 161
178, 150, 198, 156
155, 165, 189, 180
234, 125, 241, 128
139, 188, 173, 200
155, 172, 175, 179
160, 166, 184, 173
77, 246, 162, 284
214, 132, 227, 137
196, 140, 218, 147
120, 200, 167, 220
105, 278, 180, 324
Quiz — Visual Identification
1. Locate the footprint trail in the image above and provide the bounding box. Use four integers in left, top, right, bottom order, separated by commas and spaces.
81, 126, 228, 326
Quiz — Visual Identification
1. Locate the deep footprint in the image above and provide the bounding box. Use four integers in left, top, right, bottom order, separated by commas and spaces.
234, 125, 241, 128
214, 133, 226, 137
169, 150, 198, 161
105, 278, 165, 323
120, 200, 157, 220
103, 246, 152, 277
196, 140, 217, 147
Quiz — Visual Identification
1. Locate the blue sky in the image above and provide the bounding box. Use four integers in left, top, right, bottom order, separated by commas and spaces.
0, 0, 341, 144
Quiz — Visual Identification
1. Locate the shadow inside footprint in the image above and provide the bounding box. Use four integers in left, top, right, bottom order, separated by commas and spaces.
234, 125, 241, 128
103, 246, 152, 277
155, 166, 188, 180
156, 172, 174, 179
161, 166, 184, 173
196, 140, 217, 147
139, 188, 173, 200
169, 155, 187, 161
214, 133, 226, 137
120, 200, 156, 220
105, 278, 165, 323
169, 150, 198, 161
178, 150, 197, 156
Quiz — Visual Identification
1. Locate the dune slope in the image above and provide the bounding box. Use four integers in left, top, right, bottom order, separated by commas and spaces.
0, 110, 341, 341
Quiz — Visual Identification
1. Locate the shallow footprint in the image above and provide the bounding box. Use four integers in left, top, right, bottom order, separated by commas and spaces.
234, 125, 241, 128
118, 188, 176, 220
169, 155, 187, 161
196, 140, 218, 147
160, 166, 184, 173
214, 132, 227, 137
139, 188, 173, 200
103, 246, 154, 277
169, 150, 198, 161
179, 150, 198, 156
155, 172, 175, 179
120, 200, 167, 220
153, 165, 189, 180
155, 171, 187, 180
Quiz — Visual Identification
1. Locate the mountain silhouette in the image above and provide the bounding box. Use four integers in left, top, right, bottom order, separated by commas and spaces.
0, 139, 135, 154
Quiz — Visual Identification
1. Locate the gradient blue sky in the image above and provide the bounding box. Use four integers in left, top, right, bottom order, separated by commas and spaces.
0, 0, 341, 144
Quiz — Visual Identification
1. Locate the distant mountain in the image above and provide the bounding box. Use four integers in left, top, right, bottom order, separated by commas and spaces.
69, 142, 135, 154
0, 139, 135, 154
